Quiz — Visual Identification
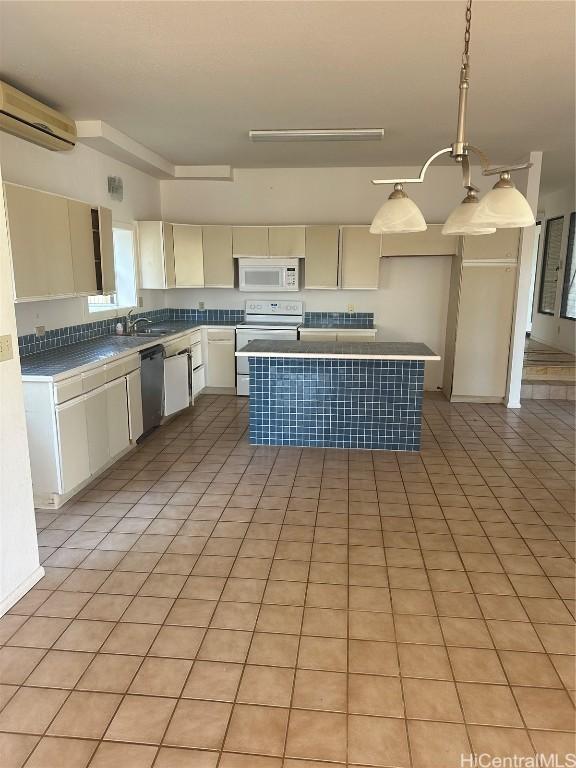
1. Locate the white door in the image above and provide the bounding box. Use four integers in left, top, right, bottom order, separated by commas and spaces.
207, 339, 236, 387
164, 354, 190, 416
126, 369, 144, 442
56, 396, 90, 494
106, 378, 130, 457
85, 386, 110, 474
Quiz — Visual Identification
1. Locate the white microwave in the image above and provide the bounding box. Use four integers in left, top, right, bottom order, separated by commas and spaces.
238, 259, 299, 292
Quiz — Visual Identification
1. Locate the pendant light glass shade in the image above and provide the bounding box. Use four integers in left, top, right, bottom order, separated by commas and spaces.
370, 183, 427, 234
474, 173, 535, 228
442, 190, 496, 236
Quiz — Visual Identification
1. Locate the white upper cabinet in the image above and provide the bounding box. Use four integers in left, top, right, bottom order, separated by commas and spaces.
203, 226, 234, 288
268, 226, 306, 259
173, 224, 204, 287
68, 199, 97, 296
304, 226, 340, 289
339, 226, 381, 290
462, 228, 520, 262
379, 225, 458, 257
5, 184, 75, 300
232, 226, 269, 258
138, 221, 176, 289
98, 206, 116, 294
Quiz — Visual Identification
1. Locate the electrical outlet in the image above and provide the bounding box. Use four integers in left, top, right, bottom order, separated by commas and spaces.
0, 334, 13, 362
35, 325, 45, 337
198, 301, 205, 310
347, 304, 355, 313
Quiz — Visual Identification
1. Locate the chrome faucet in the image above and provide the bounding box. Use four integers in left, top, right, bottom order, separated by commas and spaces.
126, 309, 152, 335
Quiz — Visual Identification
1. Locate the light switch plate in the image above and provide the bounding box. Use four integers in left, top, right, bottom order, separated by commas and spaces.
0, 334, 13, 362
198, 301, 205, 310
347, 304, 355, 313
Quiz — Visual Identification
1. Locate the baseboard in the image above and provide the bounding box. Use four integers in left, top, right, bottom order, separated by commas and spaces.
450, 395, 504, 404
202, 387, 237, 395
0, 565, 45, 618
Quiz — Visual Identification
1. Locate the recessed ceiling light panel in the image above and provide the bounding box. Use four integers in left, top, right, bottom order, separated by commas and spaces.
249, 128, 385, 142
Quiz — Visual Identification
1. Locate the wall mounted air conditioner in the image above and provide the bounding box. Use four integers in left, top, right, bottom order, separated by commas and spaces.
0, 81, 76, 151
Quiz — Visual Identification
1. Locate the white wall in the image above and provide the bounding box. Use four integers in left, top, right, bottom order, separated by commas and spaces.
161, 165, 503, 391
0, 133, 163, 335
531, 184, 576, 353
0, 176, 43, 615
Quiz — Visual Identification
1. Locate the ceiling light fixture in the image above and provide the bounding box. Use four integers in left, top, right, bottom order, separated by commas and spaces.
370, 0, 535, 236
249, 128, 385, 142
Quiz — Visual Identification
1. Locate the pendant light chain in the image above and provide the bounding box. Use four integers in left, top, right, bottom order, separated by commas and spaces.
462, 0, 472, 66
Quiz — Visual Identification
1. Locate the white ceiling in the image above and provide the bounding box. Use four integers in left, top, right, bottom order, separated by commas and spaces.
1, 0, 574, 192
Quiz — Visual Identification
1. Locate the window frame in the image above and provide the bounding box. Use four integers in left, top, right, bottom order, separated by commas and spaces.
560, 211, 576, 321
86, 221, 138, 321
537, 215, 564, 317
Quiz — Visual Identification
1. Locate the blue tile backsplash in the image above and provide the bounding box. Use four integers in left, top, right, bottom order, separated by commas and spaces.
249, 356, 424, 451
303, 312, 374, 328
18, 308, 245, 357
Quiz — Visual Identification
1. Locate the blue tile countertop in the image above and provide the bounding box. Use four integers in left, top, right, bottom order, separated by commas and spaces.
236, 340, 440, 360
20, 319, 237, 380
299, 323, 376, 330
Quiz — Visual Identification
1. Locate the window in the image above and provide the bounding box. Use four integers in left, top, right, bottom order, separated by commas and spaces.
88, 225, 137, 312
538, 216, 564, 315
560, 212, 576, 320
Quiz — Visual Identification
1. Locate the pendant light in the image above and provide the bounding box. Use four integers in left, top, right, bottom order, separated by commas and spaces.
473, 172, 535, 228
442, 190, 496, 236
369, 183, 427, 234
370, 0, 534, 235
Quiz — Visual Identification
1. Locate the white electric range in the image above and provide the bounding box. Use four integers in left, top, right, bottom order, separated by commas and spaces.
235, 300, 304, 395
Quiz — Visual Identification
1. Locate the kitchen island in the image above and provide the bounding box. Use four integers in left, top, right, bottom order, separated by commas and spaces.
236, 340, 440, 451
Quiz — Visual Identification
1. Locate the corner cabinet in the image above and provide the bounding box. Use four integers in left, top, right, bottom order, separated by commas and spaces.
304, 226, 339, 289
138, 221, 176, 289
339, 226, 381, 289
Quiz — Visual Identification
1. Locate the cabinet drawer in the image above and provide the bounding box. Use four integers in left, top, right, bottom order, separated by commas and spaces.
105, 354, 139, 382
299, 330, 337, 341
192, 341, 203, 368
336, 330, 377, 342
54, 376, 83, 404
190, 330, 202, 346
206, 328, 235, 341
82, 368, 107, 393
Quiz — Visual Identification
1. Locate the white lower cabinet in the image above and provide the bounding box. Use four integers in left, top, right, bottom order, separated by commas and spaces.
55, 397, 90, 495
106, 378, 131, 457
85, 387, 109, 475
126, 370, 144, 442
206, 329, 236, 388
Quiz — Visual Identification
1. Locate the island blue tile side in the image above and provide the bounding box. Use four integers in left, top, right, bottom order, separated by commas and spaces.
248, 357, 425, 451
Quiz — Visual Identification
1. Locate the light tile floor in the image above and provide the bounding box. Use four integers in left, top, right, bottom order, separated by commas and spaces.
1, 394, 575, 768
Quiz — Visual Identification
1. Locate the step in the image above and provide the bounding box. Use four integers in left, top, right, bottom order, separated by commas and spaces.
521, 379, 576, 400
522, 364, 576, 382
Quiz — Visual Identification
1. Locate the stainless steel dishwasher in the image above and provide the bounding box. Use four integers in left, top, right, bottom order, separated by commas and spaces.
139, 345, 164, 439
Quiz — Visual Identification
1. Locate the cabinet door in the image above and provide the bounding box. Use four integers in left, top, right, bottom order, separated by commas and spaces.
106, 378, 130, 457
68, 199, 97, 295
304, 226, 339, 289
99, 207, 116, 294
203, 226, 234, 287
85, 386, 109, 474
126, 369, 144, 443
56, 396, 90, 494
138, 221, 166, 289
462, 228, 520, 262
5, 184, 74, 299
380, 226, 458, 257
340, 226, 381, 289
207, 331, 236, 388
268, 226, 306, 258
173, 224, 204, 287
452, 264, 516, 399
164, 354, 191, 416
232, 226, 268, 258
